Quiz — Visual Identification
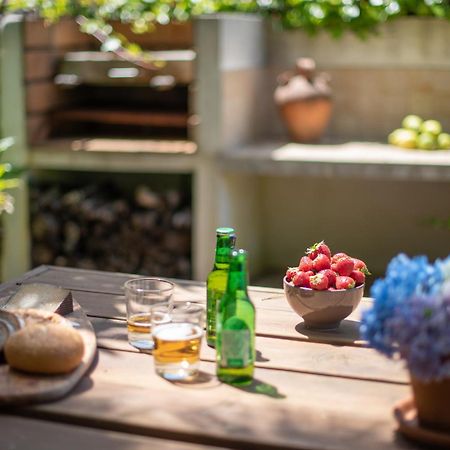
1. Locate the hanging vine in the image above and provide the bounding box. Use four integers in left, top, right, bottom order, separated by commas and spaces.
4, 1, 450, 41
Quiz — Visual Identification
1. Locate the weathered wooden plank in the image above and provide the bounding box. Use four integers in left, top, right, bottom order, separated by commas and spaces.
80, 288, 369, 345
17, 349, 414, 450
11, 267, 371, 346
91, 317, 407, 384
18, 265, 202, 295
65, 290, 368, 346
256, 304, 369, 345
18, 266, 286, 305
17, 264, 368, 310
0, 415, 225, 450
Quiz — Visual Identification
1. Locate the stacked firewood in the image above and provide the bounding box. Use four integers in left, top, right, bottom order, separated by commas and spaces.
29, 183, 191, 278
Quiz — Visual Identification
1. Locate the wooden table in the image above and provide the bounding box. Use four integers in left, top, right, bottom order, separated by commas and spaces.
0, 266, 420, 450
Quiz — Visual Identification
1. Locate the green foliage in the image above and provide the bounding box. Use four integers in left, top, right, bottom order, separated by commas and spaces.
0, 138, 20, 215
5, 1, 450, 39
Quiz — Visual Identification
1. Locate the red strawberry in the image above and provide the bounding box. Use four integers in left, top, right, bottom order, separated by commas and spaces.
307, 240, 331, 259
319, 269, 337, 288
331, 256, 354, 276
309, 273, 329, 290
312, 254, 331, 272
331, 252, 348, 263
336, 276, 356, 290
352, 258, 371, 275
285, 267, 298, 282
293, 271, 313, 288
298, 256, 314, 272
350, 270, 365, 286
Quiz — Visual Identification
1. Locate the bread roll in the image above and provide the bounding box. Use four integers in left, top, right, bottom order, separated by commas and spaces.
5, 323, 84, 375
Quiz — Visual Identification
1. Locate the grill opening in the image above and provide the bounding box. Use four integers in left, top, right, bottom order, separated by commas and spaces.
26, 20, 195, 147
52, 84, 190, 139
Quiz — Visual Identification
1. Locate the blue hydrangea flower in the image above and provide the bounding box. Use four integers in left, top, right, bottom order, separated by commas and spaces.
394, 292, 450, 381
361, 254, 450, 381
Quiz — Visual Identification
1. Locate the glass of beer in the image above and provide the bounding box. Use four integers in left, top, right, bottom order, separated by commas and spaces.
151, 302, 205, 381
124, 278, 174, 350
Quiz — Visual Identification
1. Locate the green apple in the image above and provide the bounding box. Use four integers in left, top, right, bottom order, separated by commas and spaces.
437, 132, 450, 150
388, 128, 417, 149
402, 115, 423, 132
388, 129, 402, 145
420, 120, 442, 136
416, 132, 437, 150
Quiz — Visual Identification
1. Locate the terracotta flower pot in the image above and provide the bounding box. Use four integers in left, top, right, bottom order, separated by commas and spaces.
410, 375, 450, 432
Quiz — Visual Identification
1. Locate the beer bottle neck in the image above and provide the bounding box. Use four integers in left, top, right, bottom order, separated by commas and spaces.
226, 251, 249, 294
214, 230, 236, 268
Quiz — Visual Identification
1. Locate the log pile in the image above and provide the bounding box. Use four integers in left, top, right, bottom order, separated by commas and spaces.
29, 183, 192, 278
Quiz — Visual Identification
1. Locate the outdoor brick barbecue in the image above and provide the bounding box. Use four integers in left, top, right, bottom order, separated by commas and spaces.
24, 19, 195, 277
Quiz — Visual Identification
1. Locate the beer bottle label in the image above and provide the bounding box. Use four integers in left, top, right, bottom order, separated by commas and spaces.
221, 329, 250, 367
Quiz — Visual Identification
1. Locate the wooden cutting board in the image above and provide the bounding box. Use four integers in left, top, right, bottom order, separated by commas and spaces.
0, 301, 97, 405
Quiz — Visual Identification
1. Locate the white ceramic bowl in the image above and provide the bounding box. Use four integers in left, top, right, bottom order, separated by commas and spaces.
283, 277, 364, 329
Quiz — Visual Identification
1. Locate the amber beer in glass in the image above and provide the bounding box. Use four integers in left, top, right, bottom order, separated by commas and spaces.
216, 249, 255, 385
206, 227, 236, 347
124, 278, 174, 350
151, 302, 204, 380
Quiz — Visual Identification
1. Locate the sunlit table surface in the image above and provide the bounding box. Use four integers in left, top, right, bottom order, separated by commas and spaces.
0, 265, 420, 450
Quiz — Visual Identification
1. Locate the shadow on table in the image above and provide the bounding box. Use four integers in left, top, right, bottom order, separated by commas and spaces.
295, 319, 362, 346
69, 350, 98, 396
170, 370, 285, 399
71, 375, 95, 397
256, 350, 270, 362
232, 378, 286, 399
172, 370, 221, 389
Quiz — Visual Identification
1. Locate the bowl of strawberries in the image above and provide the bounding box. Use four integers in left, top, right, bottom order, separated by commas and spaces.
283, 241, 370, 330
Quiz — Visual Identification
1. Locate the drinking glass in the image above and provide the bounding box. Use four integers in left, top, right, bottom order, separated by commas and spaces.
124, 278, 174, 350
151, 302, 205, 381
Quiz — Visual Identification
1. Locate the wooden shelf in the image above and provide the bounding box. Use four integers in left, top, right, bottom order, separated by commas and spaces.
29, 138, 198, 173
219, 141, 450, 181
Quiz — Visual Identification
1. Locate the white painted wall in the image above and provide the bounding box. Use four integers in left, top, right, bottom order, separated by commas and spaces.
195, 15, 450, 284
260, 176, 450, 281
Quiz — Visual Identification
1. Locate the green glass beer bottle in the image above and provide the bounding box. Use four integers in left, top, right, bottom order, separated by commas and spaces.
206, 227, 236, 347
216, 249, 255, 385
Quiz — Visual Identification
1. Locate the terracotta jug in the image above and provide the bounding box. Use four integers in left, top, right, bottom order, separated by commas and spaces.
274, 58, 332, 143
